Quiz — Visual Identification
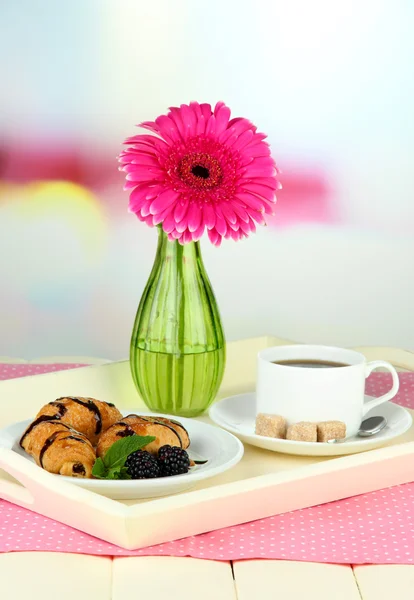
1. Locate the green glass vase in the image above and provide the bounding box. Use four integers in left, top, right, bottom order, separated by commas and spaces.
130, 226, 226, 417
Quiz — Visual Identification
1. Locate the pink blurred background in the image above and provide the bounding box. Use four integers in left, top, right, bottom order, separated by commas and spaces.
1, 0, 413, 359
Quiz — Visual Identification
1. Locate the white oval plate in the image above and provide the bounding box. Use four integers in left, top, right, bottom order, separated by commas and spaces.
0, 412, 244, 499
209, 393, 412, 456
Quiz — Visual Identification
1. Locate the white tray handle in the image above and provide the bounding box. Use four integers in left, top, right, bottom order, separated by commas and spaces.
0, 447, 126, 512
0, 447, 131, 546
0, 447, 86, 508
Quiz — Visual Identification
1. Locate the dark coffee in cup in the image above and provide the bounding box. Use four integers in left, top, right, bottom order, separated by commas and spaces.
271, 359, 348, 368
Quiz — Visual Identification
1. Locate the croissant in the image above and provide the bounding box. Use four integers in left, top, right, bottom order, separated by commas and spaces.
20, 415, 96, 478
36, 397, 122, 446
97, 414, 190, 458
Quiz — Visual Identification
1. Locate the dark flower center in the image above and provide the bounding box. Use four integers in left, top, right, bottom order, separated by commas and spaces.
178, 152, 223, 189
191, 165, 210, 179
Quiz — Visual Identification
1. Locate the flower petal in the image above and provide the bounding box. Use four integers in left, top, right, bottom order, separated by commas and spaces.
130, 156, 161, 166
149, 189, 180, 215
169, 228, 182, 239
190, 102, 203, 120
196, 115, 206, 136
124, 179, 141, 190
190, 102, 211, 135
123, 155, 159, 169
167, 107, 187, 141
248, 217, 257, 231
139, 121, 161, 135
229, 201, 250, 223
214, 212, 227, 236
140, 198, 154, 217
246, 209, 265, 225
203, 203, 216, 229
128, 187, 149, 213
187, 202, 202, 232
120, 148, 159, 163
176, 215, 189, 233
205, 114, 216, 136
242, 165, 276, 178
252, 177, 281, 190
219, 118, 254, 144
180, 104, 197, 138
155, 115, 182, 143
183, 229, 195, 244
239, 218, 254, 235
127, 134, 169, 149
241, 182, 276, 204
192, 223, 205, 241
229, 129, 254, 151
228, 116, 256, 132
214, 104, 231, 135
236, 192, 266, 212
243, 140, 271, 155
162, 212, 178, 233
213, 101, 225, 115
153, 205, 174, 225
174, 200, 189, 223
125, 167, 164, 182
200, 103, 212, 121
215, 106, 230, 135
208, 228, 220, 245
250, 156, 277, 169
218, 202, 238, 224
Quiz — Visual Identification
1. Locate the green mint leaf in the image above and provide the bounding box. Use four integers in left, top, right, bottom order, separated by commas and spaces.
91, 457, 107, 479
102, 435, 155, 470
110, 467, 131, 480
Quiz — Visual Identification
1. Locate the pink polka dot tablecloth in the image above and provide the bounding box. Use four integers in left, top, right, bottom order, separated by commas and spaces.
1, 363, 414, 564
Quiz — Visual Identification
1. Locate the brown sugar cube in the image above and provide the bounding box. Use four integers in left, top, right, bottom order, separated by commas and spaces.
317, 421, 346, 443
286, 422, 317, 442
255, 413, 287, 439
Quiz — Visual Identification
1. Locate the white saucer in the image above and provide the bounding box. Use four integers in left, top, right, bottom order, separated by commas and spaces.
209, 393, 412, 456
0, 411, 244, 500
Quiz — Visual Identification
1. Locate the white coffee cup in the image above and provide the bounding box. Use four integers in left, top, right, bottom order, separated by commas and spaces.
256, 345, 400, 438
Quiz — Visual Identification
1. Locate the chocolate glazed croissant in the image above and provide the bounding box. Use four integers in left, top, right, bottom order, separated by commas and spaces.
20, 415, 96, 478
36, 397, 122, 446
97, 414, 190, 458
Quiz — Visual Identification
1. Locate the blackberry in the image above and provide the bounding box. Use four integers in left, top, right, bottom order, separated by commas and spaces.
158, 445, 190, 476
125, 450, 160, 479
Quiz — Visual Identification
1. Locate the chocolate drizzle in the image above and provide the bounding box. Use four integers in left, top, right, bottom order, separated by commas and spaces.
115, 421, 135, 437
56, 397, 103, 435
48, 401, 67, 416
168, 418, 190, 442
62, 435, 87, 444
125, 414, 183, 447
39, 431, 61, 467
116, 427, 135, 438
19, 415, 63, 447
105, 402, 115, 407
39, 432, 88, 467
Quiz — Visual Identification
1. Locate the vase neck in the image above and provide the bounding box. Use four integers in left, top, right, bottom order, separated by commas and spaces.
156, 226, 201, 263
131, 224, 225, 358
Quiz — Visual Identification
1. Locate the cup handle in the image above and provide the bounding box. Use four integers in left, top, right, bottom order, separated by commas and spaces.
362, 360, 400, 416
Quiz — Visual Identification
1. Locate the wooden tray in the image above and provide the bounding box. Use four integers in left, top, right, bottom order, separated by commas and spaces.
1, 335, 414, 550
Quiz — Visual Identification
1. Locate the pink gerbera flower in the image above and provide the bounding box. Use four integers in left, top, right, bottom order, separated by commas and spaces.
119, 101, 281, 245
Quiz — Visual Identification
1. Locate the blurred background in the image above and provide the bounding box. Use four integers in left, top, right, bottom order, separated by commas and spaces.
0, 0, 413, 359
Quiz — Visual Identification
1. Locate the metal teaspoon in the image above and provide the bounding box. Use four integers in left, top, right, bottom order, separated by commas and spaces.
327, 415, 387, 444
